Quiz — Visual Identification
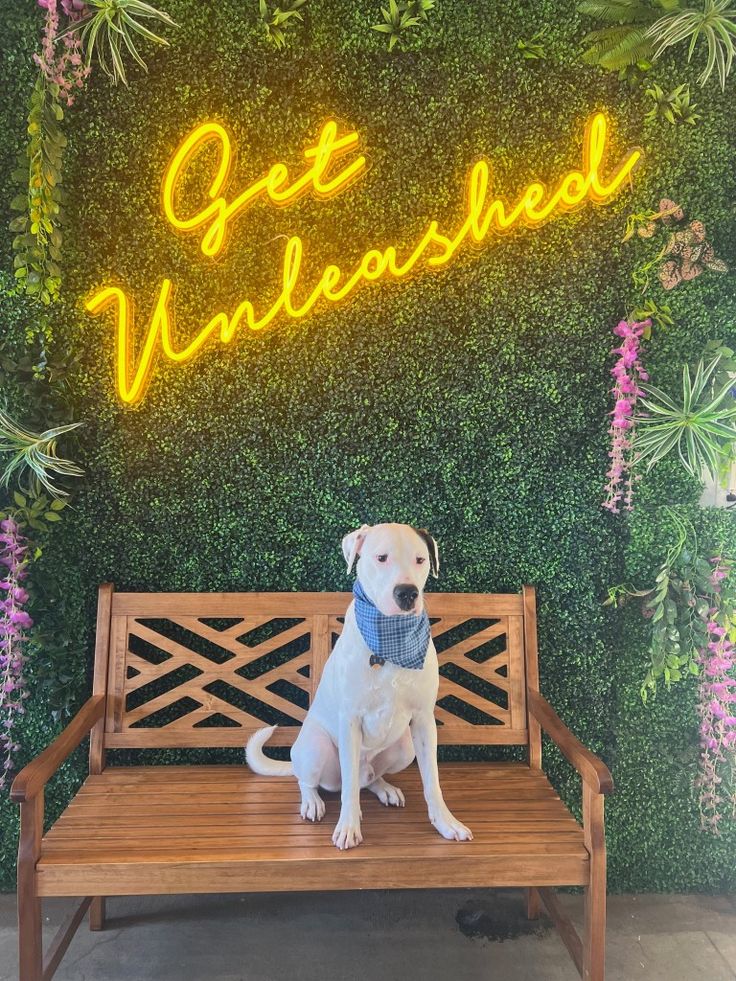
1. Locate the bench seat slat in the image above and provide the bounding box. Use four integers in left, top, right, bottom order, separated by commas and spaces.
44, 829, 586, 846
71, 788, 560, 803
86, 762, 531, 777
36, 763, 589, 896
37, 857, 589, 896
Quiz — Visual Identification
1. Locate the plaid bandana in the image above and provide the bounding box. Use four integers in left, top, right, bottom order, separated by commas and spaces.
352, 579, 430, 670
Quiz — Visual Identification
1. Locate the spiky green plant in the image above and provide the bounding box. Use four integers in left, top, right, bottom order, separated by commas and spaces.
644, 81, 701, 123
258, 0, 308, 49
647, 0, 736, 88
0, 409, 83, 500
59, 0, 176, 87
372, 0, 434, 51
518, 28, 549, 59
635, 357, 736, 479
577, 0, 681, 70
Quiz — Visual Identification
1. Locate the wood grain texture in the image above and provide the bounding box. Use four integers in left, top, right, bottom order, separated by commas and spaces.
10, 697, 105, 804
110, 592, 525, 617
583, 784, 607, 981
89, 896, 105, 932
523, 584, 542, 769
527, 690, 613, 795
101, 593, 530, 748
35, 763, 589, 897
15, 586, 609, 981
526, 886, 541, 920
89, 583, 113, 775
17, 795, 42, 981
41, 897, 92, 981
539, 886, 584, 976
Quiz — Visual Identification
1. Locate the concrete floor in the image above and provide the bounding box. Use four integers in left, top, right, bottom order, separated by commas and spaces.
0, 890, 734, 980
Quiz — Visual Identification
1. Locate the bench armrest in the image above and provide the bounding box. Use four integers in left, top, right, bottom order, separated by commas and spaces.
527, 689, 613, 795
10, 695, 105, 803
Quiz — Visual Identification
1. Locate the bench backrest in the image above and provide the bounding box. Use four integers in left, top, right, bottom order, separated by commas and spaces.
90, 586, 540, 754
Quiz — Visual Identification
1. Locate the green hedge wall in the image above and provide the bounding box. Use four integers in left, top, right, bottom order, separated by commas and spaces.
1, 0, 735, 892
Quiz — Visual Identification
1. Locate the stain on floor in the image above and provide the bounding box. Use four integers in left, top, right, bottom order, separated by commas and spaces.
455, 895, 552, 943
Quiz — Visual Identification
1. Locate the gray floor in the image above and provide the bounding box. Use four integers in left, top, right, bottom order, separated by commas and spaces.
0, 890, 734, 980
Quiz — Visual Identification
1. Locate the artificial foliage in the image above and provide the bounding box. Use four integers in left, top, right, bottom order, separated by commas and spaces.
9, 73, 66, 307
1, 0, 735, 892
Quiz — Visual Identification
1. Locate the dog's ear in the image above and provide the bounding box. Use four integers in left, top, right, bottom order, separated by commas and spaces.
342, 524, 371, 575
415, 528, 440, 578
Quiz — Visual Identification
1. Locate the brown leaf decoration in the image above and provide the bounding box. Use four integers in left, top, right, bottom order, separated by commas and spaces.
705, 257, 729, 273
659, 198, 684, 223
680, 260, 703, 282
689, 220, 706, 242
659, 259, 682, 290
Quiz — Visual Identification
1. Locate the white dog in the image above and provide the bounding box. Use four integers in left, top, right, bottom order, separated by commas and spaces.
246, 523, 473, 850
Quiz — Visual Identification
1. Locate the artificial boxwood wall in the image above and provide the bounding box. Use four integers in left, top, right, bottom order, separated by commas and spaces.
1, 0, 735, 891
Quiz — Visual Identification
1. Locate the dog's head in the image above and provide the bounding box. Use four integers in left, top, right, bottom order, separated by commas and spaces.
342, 523, 439, 616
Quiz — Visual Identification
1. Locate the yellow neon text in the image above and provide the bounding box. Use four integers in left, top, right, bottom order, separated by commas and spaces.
162, 119, 367, 257
87, 112, 642, 405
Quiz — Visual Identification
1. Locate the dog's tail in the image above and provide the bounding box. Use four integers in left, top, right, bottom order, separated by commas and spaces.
245, 725, 294, 777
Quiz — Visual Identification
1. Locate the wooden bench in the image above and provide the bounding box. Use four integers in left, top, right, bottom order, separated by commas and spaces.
12, 584, 613, 980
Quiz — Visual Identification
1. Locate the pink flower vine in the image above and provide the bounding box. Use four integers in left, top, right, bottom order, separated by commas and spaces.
694, 556, 736, 834
0, 518, 33, 790
35, 0, 90, 106
602, 318, 650, 513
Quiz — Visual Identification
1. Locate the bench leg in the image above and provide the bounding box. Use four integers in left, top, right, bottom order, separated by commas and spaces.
583, 786, 606, 981
583, 867, 606, 980
18, 797, 43, 981
526, 887, 540, 920
90, 897, 106, 931
18, 891, 42, 981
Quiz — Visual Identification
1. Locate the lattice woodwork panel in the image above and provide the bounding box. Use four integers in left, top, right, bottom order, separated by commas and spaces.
327, 614, 527, 745
106, 615, 315, 747
103, 593, 528, 748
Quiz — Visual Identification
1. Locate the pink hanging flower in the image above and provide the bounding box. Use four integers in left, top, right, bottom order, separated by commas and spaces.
34, 0, 90, 106
602, 319, 651, 513
694, 556, 736, 834
0, 518, 33, 790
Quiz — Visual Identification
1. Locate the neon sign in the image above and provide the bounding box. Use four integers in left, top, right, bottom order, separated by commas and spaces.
86, 113, 642, 405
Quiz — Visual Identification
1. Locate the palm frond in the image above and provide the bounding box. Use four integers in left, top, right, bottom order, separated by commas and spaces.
0, 408, 83, 500
582, 25, 656, 67
578, 0, 657, 23
647, 0, 736, 88
635, 355, 736, 480
59, 0, 176, 85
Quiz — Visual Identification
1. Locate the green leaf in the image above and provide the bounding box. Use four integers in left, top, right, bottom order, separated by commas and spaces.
13, 491, 27, 507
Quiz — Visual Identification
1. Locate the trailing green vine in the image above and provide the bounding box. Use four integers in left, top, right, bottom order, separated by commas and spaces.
605, 507, 717, 699
9, 74, 65, 308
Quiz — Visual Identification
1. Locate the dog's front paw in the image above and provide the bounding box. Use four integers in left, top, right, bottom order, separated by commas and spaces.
332, 815, 363, 850
299, 787, 325, 822
369, 777, 405, 807
430, 807, 473, 842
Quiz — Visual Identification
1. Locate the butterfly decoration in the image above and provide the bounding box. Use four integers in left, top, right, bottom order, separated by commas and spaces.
635, 198, 728, 290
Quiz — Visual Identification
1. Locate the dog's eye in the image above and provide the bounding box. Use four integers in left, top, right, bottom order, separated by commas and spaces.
377, 554, 388, 563
416, 557, 426, 565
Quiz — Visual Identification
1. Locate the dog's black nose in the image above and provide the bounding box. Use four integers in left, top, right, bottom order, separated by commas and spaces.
394, 584, 419, 611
